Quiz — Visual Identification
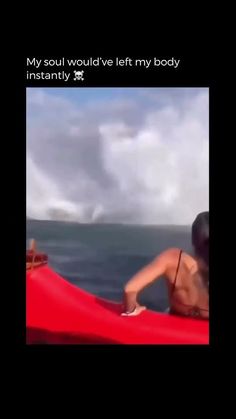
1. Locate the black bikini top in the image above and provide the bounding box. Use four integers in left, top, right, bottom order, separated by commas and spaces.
170, 249, 209, 317
171, 249, 182, 296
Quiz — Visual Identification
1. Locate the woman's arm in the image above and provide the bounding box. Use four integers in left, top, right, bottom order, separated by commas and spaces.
122, 253, 168, 315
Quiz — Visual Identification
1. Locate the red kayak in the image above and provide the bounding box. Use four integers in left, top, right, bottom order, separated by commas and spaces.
26, 261, 209, 345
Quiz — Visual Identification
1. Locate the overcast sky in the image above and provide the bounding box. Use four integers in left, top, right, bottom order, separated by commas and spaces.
26, 87, 209, 225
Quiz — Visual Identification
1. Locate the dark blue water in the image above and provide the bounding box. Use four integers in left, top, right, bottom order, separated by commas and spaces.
26, 220, 192, 312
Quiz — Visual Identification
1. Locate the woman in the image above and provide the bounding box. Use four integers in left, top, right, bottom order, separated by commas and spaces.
122, 212, 209, 319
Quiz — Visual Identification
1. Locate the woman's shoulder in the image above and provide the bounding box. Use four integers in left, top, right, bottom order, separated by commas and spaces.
158, 248, 182, 259
156, 248, 195, 266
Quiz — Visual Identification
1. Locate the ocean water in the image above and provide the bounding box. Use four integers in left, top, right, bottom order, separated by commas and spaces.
26, 220, 192, 312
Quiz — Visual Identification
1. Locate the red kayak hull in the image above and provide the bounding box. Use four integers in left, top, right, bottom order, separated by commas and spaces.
26, 265, 209, 344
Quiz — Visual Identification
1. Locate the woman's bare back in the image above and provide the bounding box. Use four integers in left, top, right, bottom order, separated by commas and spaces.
164, 249, 209, 319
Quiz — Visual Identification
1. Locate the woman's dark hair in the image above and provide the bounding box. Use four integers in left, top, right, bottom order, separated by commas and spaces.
192, 211, 209, 266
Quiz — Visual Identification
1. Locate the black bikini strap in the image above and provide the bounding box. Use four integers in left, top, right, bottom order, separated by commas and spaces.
172, 250, 182, 295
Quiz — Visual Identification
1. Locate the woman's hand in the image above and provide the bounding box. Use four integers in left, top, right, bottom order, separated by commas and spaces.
121, 304, 146, 316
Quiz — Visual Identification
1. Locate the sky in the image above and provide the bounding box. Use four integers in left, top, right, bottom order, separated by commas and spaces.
26, 87, 209, 225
